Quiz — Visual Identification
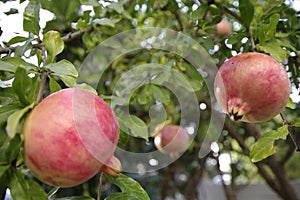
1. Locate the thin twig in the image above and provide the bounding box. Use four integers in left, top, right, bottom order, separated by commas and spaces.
248, 28, 256, 52
280, 113, 300, 151
0, 26, 93, 55
97, 172, 104, 200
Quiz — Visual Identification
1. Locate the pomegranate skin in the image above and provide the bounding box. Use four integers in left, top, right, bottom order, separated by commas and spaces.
23, 88, 119, 187
214, 52, 290, 123
154, 125, 189, 157
215, 19, 232, 35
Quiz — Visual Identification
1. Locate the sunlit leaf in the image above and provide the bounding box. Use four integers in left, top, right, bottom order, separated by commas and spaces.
292, 118, 300, 127
239, 0, 254, 27
6, 102, 34, 138
43, 30, 65, 63
12, 67, 32, 105
94, 18, 115, 27
45, 60, 78, 77
56, 196, 95, 200
23, 0, 40, 35
49, 76, 62, 93
6, 36, 29, 46
9, 168, 47, 200
250, 125, 289, 162
106, 174, 150, 200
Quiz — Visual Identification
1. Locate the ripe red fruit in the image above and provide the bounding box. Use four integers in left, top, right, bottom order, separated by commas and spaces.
23, 88, 119, 187
215, 19, 232, 35
154, 125, 189, 158
214, 52, 290, 123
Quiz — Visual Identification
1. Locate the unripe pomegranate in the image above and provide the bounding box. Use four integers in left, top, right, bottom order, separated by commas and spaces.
214, 52, 290, 123
154, 125, 189, 158
23, 88, 119, 187
215, 19, 232, 35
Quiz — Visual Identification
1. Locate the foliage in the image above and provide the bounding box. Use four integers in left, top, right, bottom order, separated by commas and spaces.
0, 0, 299, 199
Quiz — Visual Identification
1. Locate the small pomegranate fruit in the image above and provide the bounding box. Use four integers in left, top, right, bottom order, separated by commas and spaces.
23, 88, 119, 187
214, 52, 290, 123
215, 19, 232, 35
154, 125, 189, 158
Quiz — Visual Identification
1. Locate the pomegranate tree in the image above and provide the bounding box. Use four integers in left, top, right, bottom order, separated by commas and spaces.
154, 125, 189, 157
23, 88, 120, 187
214, 52, 290, 123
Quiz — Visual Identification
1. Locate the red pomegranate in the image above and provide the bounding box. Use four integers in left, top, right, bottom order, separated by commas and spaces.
23, 88, 119, 187
214, 52, 290, 123
154, 125, 189, 157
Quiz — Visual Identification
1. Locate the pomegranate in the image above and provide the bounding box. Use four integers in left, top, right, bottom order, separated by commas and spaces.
100, 155, 121, 178
214, 52, 290, 123
215, 19, 232, 35
23, 88, 119, 187
154, 125, 189, 158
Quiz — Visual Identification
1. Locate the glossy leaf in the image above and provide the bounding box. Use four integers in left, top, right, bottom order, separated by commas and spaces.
256, 41, 288, 62
6, 36, 29, 46
292, 118, 300, 127
0, 103, 22, 125
45, 60, 78, 77
12, 67, 32, 105
106, 174, 150, 200
0, 60, 17, 73
43, 30, 65, 63
118, 115, 149, 141
9, 168, 47, 200
0, 165, 9, 179
258, 13, 280, 44
49, 76, 62, 93
56, 197, 95, 200
250, 125, 289, 162
6, 102, 34, 138
23, 0, 40, 35
239, 0, 254, 27
94, 18, 116, 27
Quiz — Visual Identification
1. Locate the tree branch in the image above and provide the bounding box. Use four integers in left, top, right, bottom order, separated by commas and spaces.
0, 26, 93, 55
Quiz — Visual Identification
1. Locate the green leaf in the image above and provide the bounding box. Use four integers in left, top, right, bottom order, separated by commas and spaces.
15, 39, 33, 57
0, 103, 22, 125
118, 115, 149, 141
258, 13, 280, 44
9, 168, 47, 200
6, 36, 29, 46
49, 76, 62, 93
56, 196, 95, 200
106, 174, 150, 200
256, 41, 288, 62
53, 74, 76, 87
109, 2, 124, 14
0, 165, 10, 179
12, 67, 32, 105
5, 134, 22, 163
1, 57, 36, 72
6, 102, 35, 138
191, 4, 208, 20
250, 125, 289, 162
94, 18, 115, 27
292, 118, 300, 127
74, 83, 97, 95
23, 0, 40, 35
0, 60, 17, 73
151, 85, 171, 104
45, 60, 78, 77
43, 30, 65, 63
239, 0, 254, 27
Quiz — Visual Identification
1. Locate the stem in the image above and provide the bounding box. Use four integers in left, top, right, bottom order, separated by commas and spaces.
35, 71, 48, 103
97, 172, 104, 200
248, 27, 256, 52
280, 113, 300, 151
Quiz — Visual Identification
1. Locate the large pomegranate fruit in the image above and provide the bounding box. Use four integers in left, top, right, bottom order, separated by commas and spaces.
214, 52, 290, 123
154, 125, 189, 157
23, 88, 119, 187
